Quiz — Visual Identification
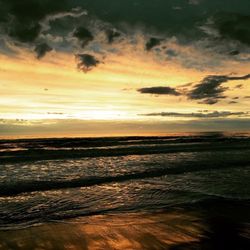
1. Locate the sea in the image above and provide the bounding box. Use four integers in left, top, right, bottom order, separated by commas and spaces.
0, 132, 249, 249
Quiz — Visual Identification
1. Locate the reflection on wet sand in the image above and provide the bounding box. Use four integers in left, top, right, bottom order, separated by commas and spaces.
0, 211, 202, 250
0, 200, 249, 250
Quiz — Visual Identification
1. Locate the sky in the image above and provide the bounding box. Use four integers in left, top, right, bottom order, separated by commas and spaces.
0, 0, 250, 137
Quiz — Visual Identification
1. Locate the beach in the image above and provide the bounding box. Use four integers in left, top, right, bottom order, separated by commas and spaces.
0, 133, 250, 249
0, 199, 249, 249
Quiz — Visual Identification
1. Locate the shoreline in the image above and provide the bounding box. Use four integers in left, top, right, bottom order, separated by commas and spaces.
0, 199, 249, 250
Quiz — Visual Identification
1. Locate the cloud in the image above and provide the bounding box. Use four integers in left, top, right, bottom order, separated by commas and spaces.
0, 38, 17, 56
213, 13, 250, 46
34, 43, 52, 59
188, 74, 250, 104
0, 0, 250, 73
229, 74, 250, 81
188, 75, 229, 104
137, 86, 180, 96
0, 0, 69, 43
106, 29, 121, 44
73, 27, 94, 48
136, 73, 250, 104
166, 49, 178, 58
76, 54, 100, 73
145, 37, 162, 51
140, 111, 248, 118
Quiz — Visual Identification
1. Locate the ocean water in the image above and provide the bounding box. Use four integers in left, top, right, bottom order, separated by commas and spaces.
0, 132, 250, 230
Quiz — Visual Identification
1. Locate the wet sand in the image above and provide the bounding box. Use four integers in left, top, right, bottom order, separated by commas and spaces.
0, 199, 249, 250
0, 211, 203, 250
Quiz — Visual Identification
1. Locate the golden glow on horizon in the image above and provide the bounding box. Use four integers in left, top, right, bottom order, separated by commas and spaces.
0, 47, 250, 128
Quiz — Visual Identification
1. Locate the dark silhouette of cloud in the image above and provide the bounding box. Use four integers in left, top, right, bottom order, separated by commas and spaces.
137, 86, 180, 96
188, 74, 250, 104
140, 111, 248, 118
229, 74, 250, 81
137, 73, 249, 104
73, 27, 94, 48
34, 43, 52, 59
76, 54, 100, 73
145, 38, 161, 51
188, 75, 229, 102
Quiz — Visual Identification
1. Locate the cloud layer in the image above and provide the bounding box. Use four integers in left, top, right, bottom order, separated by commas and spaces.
140, 111, 249, 118
0, 0, 249, 72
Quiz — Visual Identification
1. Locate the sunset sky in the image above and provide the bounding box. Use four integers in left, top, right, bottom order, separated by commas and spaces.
0, 0, 250, 137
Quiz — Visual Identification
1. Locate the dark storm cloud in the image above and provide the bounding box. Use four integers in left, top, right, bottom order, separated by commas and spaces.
213, 13, 250, 46
8, 22, 41, 44
0, 0, 69, 43
76, 54, 100, 73
0, 0, 250, 72
140, 111, 248, 118
188, 74, 250, 104
34, 43, 52, 59
73, 27, 94, 48
1, 1, 250, 48
145, 38, 162, 51
137, 86, 180, 96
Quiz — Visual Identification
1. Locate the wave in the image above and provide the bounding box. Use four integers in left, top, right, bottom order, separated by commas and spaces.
1, 133, 249, 150
1, 157, 250, 196
0, 195, 249, 230
1, 136, 250, 164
